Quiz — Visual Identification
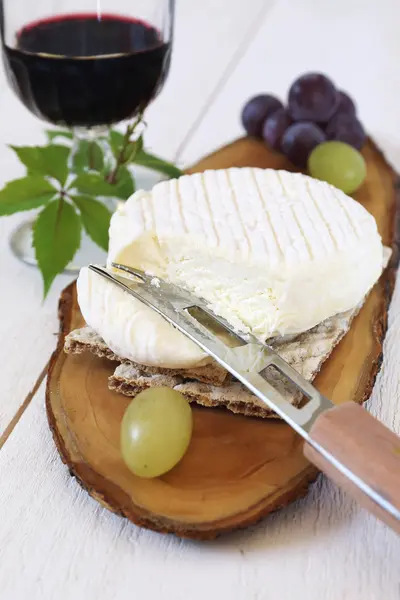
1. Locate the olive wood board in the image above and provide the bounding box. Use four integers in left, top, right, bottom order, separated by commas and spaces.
46, 137, 400, 540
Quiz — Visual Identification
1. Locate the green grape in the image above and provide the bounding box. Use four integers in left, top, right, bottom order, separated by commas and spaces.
308, 141, 366, 194
120, 387, 193, 478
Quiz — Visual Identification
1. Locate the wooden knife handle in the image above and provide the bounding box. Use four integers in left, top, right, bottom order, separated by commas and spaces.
303, 402, 400, 534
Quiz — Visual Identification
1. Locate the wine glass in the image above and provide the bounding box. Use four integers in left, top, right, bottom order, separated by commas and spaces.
0, 0, 174, 271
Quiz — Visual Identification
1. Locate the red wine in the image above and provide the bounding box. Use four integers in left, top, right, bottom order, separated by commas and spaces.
2, 14, 171, 127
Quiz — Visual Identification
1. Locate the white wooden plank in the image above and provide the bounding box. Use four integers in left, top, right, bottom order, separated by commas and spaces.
180, 0, 400, 169
0, 215, 74, 440
0, 0, 265, 437
145, 0, 271, 160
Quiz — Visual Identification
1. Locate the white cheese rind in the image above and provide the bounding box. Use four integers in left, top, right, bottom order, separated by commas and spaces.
77, 267, 211, 369
78, 167, 384, 369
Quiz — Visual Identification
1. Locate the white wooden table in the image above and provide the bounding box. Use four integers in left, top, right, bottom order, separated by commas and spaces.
1, 1, 400, 598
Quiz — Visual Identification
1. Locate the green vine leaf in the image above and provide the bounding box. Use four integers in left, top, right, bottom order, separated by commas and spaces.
109, 130, 125, 157
132, 148, 183, 179
115, 166, 135, 199
135, 135, 144, 154
123, 135, 144, 163
71, 172, 119, 197
10, 145, 70, 185
109, 130, 143, 163
0, 176, 56, 216
72, 195, 111, 251
33, 200, 81, 296
72, 140, 104, 173
2, 124, 182, 295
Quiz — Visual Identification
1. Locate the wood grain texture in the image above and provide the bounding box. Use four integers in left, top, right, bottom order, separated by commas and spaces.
48, 284, 316, 539
46, 137, 400, 539
305, 402, 400, 533
1, 382, 399, 600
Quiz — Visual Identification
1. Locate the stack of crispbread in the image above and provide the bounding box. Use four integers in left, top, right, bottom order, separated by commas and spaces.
64, 167, 388, 419
64, 303, 360, 418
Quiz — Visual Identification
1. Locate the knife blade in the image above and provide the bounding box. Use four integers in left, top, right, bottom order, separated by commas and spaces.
88, 263, 400, 533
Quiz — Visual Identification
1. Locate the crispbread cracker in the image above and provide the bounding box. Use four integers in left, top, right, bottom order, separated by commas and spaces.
65, 247, 390, 418
64, 327, 229, 386
107, 304, 360, 418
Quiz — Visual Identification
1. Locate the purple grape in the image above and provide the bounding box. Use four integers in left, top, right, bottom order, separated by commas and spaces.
262, 108, 292, 151
281, 122, 326, 168
334, 91, 357, 118
241, 94, 283, 138
288, 73, 339, 123
325, 113, 366, 150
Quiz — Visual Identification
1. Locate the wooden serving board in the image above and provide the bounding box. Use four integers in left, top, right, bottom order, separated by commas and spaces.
46, 138, 400, 540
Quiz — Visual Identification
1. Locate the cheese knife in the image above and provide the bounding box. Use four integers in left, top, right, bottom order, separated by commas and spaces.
89, 263, 400, 534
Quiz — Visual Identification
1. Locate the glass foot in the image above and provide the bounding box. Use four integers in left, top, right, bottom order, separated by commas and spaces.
10, 219, 107, 274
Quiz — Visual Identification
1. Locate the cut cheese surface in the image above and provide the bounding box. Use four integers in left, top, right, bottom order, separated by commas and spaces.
78, 168, 385, 369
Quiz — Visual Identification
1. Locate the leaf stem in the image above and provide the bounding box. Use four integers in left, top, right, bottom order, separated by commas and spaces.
54, 196, 64, 234
106, 113, 144, 185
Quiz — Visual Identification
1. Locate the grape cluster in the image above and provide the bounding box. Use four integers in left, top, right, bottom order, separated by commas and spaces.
241, 73, 366, 169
